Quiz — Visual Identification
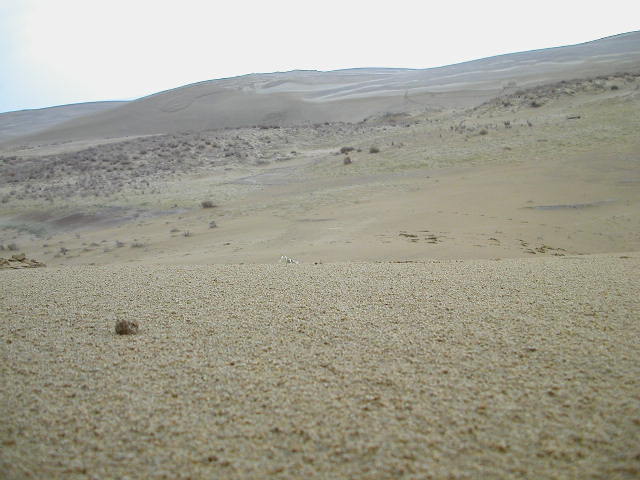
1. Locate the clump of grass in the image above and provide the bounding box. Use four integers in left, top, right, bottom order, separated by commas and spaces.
7, 243, 19, 251
340, 146, 354, 154
343, 156, 352, 165
115, 319, 139, 335
369, 146, 380, 154
479, 129, 488, 135
201, 200, 216, 209
131, 241, 145, 248
183, 231, 192, 237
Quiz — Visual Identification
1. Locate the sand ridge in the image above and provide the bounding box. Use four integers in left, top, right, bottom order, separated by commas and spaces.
2, 31, 638, 148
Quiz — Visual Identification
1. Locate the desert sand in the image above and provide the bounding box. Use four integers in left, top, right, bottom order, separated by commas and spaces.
1, 34, 640, 479
2, 71, 639, 266
1, 256, 639, 479
0, 102, 127, 144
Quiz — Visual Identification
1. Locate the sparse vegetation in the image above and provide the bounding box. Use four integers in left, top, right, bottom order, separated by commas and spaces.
369, 146, 380, 154
115, 319, 139, 335
0, 128, 319, 202
183, 231, 192, 237
340, 146, 354, 154
201, 200, 215, 209
343, 156, 352, 165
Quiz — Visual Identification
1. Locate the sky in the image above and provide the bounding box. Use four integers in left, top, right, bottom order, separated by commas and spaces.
1, 0, 639, 113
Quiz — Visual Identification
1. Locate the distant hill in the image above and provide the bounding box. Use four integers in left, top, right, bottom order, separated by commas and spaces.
0, 101, 127, 143
2, 31, 639, 148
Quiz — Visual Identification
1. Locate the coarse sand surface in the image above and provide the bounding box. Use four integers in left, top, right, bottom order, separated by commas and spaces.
1, 255, 639, 479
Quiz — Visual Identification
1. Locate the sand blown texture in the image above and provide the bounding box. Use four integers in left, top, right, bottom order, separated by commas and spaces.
1, 256, 639, 479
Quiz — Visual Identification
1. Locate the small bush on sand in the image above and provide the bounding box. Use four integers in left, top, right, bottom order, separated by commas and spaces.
115, 319, 139, 335
7, 243, 18, 251
340, 146, 354, 154
479, 129, 488, 135
343, 156, 352, 165
201, 200, 215, 209
183, 231, 192, 237
369, 146, 380, 154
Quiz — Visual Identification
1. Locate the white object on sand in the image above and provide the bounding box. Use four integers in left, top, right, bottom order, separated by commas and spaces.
280, 255, 299, 264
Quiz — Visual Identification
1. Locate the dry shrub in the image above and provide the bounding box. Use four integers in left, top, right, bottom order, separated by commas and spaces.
115, 319, 139, 335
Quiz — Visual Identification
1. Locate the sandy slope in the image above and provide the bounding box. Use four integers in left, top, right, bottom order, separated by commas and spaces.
3, 75, 639, 267
1, 255, 639, 479
1, 35, 640, 480
0, 102, 126, 143
3, 31, 638, 147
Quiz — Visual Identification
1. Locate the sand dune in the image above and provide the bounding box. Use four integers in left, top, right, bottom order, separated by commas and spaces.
0, 101, 126, 143
2, 31, 639, 148
1, 33, 640, 479
2, 70, 638, 266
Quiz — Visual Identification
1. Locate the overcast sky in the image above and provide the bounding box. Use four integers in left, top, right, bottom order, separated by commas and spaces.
1, 0, 638, 113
